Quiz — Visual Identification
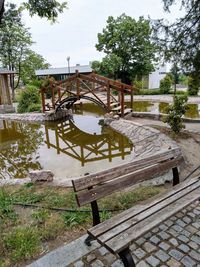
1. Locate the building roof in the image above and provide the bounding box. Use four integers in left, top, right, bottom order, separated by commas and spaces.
0, 68, 17, 75
35, 64, 92, 76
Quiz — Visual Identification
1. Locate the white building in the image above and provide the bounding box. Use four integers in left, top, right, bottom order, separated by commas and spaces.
148, 65, 167, 89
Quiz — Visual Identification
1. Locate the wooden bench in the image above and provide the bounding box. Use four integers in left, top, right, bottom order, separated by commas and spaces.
72, 147, 188, 267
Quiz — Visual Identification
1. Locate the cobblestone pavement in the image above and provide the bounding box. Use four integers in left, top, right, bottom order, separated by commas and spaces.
69, 201, 200, 267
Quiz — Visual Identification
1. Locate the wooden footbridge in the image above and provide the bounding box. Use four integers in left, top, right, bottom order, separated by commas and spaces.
44, 119, 133, 166
41, 71, 135, 117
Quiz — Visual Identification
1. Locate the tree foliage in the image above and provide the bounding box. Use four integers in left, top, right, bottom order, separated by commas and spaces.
94, 14, 157, 83
0, 0, 67, 23
0, 3, 50, 96
153, 0, 200, 95
159, 75, 172, 94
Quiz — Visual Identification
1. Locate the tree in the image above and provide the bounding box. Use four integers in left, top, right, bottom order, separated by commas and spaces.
0, 0, 67, 23
95, 14, 157, 83
20, 50, 50, 84
153, 0, 200, 94
0, 3, 50, 97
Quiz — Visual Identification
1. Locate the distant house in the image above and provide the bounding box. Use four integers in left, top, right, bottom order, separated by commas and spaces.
35, 63, 167, 89
148, 65, 167, 89
0, 69, 16, 113
35, 64, 92, 80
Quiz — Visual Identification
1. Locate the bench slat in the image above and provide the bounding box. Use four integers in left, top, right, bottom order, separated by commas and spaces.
88, 176, 199, 238
72, 148, 181, 192
97, 178, 200, 243
76, 156, 183, 206
104, 185, 200, 253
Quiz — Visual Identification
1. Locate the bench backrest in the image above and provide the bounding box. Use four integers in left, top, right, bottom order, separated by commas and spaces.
72, 147, 184, 207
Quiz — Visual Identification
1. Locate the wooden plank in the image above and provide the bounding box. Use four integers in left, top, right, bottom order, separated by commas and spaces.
104, 185, 200, 253
97, 179, 200, 243
72, 148, 182, 191
88, 176, 200, 238
76, 156, 184, 206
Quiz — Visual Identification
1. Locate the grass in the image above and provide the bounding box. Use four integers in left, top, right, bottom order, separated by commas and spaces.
0, 184, 164, 266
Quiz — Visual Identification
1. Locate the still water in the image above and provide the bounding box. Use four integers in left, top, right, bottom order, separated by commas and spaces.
0, 104, 133, 180
128, 101, 200, 118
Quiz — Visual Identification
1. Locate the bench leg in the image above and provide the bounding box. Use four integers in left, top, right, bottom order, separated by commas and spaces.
84, 235, 94, 246
118, 248, 136, 267
172, 167, 180, 186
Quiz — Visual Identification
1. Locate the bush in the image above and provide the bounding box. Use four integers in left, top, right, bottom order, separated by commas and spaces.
163, 95, 188, 134
160, 75, 172, 94
17, 86, 41, 113
188, 76, 200, 95
137, 89, 161, 95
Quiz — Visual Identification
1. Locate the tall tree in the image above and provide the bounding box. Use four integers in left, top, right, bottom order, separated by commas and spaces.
0, 3, 32, 96
153, 0, 200, 88
20, 50, 50, 84
0, 0, 67, 23
94, 14, 157, 83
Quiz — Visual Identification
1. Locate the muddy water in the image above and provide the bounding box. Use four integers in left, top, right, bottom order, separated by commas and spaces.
0, 105, 133, 180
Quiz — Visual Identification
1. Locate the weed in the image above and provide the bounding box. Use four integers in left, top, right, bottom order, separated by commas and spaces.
0, 189, 16, 220
62, 211, 90, 227
43, 190, 76, 208
4, 226, 40, 262
40, 214, 66, 241
31, 209, 50, 225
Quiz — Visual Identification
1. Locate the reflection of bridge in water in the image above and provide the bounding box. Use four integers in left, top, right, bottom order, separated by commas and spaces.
45, 119, 133, 166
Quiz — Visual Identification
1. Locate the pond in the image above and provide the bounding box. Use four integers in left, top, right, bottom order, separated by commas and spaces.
126, 101, 200, 118
0, 104, 133, 180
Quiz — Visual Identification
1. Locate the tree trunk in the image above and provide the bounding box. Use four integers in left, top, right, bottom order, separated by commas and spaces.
0, 0, 5, 23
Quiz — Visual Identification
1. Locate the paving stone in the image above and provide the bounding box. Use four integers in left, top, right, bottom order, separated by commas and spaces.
172, 225, 184, 233
137, 261, 150, 267
186, 225, 198, 234
167, 228, 179, 237
111, 259, 123, 267
104, 253, 116, 264
74, 260, 84, 267
91, 259, 104, 267
181, 256, 196, 267
188, 250, 200, 261
193, 209, 200, 215
182, 216, 192, 224
176, 219, 186, 228
144, 232, 152, 239
152, 227, 159, 233
98, 247, 108, 256
150, 235, 161, 245
143, 242, 157, 253
188, 241, 199, 250
133, 248, 146, 259
146, 255, 160, 267
155, 249, 170, 262
164, 220, 174, 227
178, 244, 190, 253
176, 212, 184, 218
169, 238, 179, 246
169, 249, 184, 261
167, 258, 182, 267
177, 235, 189, 243
87, 254, 96, 262
191, 235, 200, 245
159, 224, 168, 231
192, 222, 200, 229
130, 243, 137, 251
135, 237, 146, 245
159, 241, 170, 251
158, 231, 170, 240
181, 229, 191, 238
188, 212, 196, 218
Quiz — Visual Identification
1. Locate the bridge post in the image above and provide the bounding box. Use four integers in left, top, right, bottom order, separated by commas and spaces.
76, 70, 80, 99
41, 88, 46, 113
107, 81, 110, 110
130, 86, 134, 110
120, 85, 125, 117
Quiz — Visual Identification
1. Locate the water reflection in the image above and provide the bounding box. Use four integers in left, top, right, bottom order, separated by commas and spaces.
0, 120, 43, 179
0, 116, 133, 179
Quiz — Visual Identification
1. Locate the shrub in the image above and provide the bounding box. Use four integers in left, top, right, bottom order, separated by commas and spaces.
159, 75, 172, 94
17, 86, 41, 113
188, 76, 200, 95
163, 95, 188, 134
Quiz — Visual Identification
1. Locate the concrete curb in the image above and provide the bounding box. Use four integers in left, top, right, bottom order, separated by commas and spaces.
27, 234, 100, 267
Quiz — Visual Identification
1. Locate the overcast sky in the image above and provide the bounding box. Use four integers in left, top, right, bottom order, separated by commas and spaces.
10, 0, 184, 68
